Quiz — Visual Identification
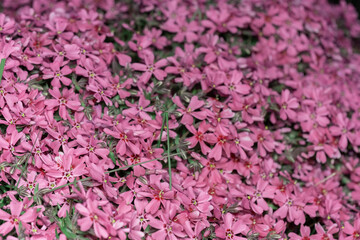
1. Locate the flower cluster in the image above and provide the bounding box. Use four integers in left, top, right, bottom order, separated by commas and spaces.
0, 0, 360, 239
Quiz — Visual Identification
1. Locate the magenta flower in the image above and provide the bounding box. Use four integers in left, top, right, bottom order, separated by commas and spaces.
0, 199, 38, 236
123, 95, 154, 119
147, 202, 185, 239
215, 213, 246, 240
104, 122, 140, 156
74, 135, 109, 163
343, 218, 360, 240
173, 96, 207, 125
131, 51, 167, 83
162, 17, 202, 43
202, 8, 250, 34
329, 113, 356, 150
75, 58, 110, 88
312, 224, 338, 240
244, 179, 275, 214
42, 60, 72, 88
186, 121, 212, 155
76, 197, 109, 239
45, 87, 82, 120
206, 129, 232, 161
179, 186, 213, 215
0, 13, 15, 34
86, 83, 113, 106
288, 225, 312, 240
137, 175, 175, 215
277, 89, 299, 121
46, 148, 88, 186
144, 28, 168, 49
217, 71, 251, 97
250, 126, 276, 157
298, 106, 330, 131
231, 131, 254, 160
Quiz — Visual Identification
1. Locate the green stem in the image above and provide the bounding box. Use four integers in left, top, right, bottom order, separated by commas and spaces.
166, 112, 172, 190
157, 112, 166, 148
106, 153, 179, 174
45, 153, 180, 193
15, 131, 42, 190
48, 177, 89, 193
0, 58, 6, 84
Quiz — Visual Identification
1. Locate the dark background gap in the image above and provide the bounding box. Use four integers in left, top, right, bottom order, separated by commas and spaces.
329, 0, 360, 18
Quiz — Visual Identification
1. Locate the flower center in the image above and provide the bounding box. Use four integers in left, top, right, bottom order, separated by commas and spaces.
59, 98, 67, 105
225, 229, 234, 239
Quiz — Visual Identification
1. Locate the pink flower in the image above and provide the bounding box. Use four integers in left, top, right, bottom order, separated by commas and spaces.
179, 186, 213, 215
343, 218, 360, 240
202, 7, 250, 34
215, 213, 246, 240
75, 58, 110, 88
132, 51, 167, 83
231, 130, 253, 160
312, 224, 338, 240
123, 94, 154, 119
173, 96, 207, 125
46, 18, 73, 40
42, 60, 72, 88
0, 130, 25, 160
137, 175, 176, 215
206, 128, 232, 161
243, 179, 275, 214
165, 57, 198, 86
251, 6, 285, 36
45, 87, 82, 120
21, 131, 48, 168
86, 82, 113, 106
46, 148, 88, 186
186, 121, 212, 155
0, 13, 15, 34
0, 199, 38, 236
147, 202, 186, 240
128, 35, 152, 57
250, 126, 276, 157
104, 122, 140, 156
144, 28, 168, 49
329, 113, 356, 150
288, 225, 312, 240
273, 191, 302, 223
76, 197, 109, 239
162, 17, 202, 43
277, 89, 299, 121
109, 75, 132, 99
298, 106, 330, 132
217, 71, 251, 97
74, 135, 109, 163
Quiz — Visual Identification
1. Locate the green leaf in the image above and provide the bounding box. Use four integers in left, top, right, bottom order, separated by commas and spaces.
64, 211, 72, 226
59, 224, 78, 239
109, 151, 116, 165
166, 112, 172, 190
55, 228, 60, 239
157, 112, 166, 148
0, 58, 6, 84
